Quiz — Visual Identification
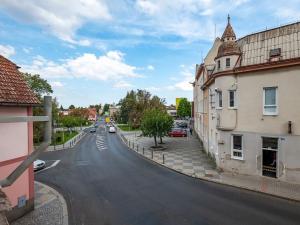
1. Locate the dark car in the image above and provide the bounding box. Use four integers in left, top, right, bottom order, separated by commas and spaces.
90, 127, 97, 133
168, 128, 187, 137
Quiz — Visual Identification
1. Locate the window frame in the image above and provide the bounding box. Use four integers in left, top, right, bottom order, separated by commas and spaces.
216, 90, 223, 109
217, 60, 221, 70
263, 87, 278, 116
226, 58, 231, 68
231, 134, 243, 160
228, 90, 237, 109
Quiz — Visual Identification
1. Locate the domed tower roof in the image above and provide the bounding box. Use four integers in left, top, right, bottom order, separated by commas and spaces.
216, 15, 241, 59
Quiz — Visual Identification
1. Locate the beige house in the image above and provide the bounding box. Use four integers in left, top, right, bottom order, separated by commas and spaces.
194, 16, 300, 183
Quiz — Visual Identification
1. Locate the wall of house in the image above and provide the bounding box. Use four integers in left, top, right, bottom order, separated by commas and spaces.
236, 66, 300, 135
218, 130, 300, 183
0, 106, 32, 208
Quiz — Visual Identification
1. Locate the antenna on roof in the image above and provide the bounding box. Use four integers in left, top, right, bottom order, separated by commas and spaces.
214, 23, 216, 40
227, 14, 230, 24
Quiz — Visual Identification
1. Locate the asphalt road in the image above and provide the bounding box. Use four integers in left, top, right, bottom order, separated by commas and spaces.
36, 123, 300, 225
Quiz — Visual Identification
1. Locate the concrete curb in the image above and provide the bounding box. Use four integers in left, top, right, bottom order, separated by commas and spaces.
35, 181, 68, 225
116, 130, 300, 202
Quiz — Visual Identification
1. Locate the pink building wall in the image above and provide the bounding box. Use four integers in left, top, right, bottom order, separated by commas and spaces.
0, 106, 34, 207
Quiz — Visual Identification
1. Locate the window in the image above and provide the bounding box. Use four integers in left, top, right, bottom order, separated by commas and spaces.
263, 87, 278, 115
231, 135, 243, 160
228, 90, 236, 108
217, 60, 221, 70
217, 91, 222, 108
226, 58, 230, 67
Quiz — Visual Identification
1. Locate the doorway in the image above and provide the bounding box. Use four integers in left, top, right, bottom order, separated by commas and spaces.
262, 137, 278, 178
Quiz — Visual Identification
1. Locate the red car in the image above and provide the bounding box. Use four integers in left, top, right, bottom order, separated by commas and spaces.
168, 128, 187, 137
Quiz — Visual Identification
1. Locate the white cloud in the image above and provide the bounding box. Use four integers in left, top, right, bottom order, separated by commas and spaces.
147, 65, 155, 70
0, 0, 111, 44
113, 80, 133, 89
145, 86, 160, 91
49, 81, 64, 87
167, 65, 194, 91
0, 44, 15, 58
21, 51, 141, 81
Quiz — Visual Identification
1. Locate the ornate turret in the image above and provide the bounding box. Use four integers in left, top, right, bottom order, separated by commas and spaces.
216, 15, 240, 59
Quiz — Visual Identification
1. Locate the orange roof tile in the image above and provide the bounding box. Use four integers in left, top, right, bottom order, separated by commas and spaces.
0, 55, 40, 105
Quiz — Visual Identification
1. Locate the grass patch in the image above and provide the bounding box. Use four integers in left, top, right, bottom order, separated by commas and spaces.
51, 130, 78, 145
117, 124, 140, 131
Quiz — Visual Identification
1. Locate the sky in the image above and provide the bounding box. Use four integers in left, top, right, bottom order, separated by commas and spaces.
0, 0, 300, 108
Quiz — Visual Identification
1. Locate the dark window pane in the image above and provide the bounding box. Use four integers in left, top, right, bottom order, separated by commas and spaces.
233, 151, 242, 157
263, 137, 278, 149
265, 88, 276, 105
229, 91, 235, 107
233, 135, 242, 150
226, 58, 230, 67
219, 92, 222, 107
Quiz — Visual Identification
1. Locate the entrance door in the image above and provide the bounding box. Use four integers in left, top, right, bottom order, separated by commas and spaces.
262, 137, 278, 178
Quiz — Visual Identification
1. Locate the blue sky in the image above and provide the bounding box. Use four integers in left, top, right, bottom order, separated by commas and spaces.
0, 0, 299, 107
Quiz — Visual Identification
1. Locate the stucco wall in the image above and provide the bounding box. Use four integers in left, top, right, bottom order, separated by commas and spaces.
0, 106, 31, 207
218, 130, 300, 183
0, 107, 28, 161
237, 66, 300, 135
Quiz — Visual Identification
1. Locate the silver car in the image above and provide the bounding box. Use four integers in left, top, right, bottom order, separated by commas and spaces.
34, 159, 46, 171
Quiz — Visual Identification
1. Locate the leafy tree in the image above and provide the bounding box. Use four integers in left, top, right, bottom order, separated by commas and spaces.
60, 105, 64, 111
102, 104, 110, 115
69, 104, 75, 110
22, 72, 57, 143
141, 109, 173, 147
118, 89, 166, 128
22, 73, 53, 98
177, 98, 191, 118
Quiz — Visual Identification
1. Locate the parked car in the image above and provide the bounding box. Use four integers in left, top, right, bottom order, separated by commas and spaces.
109, 126, 116, 133
168, 128, 187, 137
33, 159, 45, 171
90, 127, 97, 133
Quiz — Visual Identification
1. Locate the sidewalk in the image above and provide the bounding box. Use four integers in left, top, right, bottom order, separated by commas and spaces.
119, 129, 300, 201
47, 129, 87, 151
12, 182, 68, 225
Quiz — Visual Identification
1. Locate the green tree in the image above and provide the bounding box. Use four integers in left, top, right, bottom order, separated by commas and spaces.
102, 104, 110, 115
177, 98, 191, 118
69, 104, 75, 110
22, 72, 57, 143
22, 73, 53, 98
141, 109, 173, 147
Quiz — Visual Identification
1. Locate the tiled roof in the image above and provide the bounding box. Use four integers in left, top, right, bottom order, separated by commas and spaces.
0, 55, 40, 105
221, 23, 236, 41
216, 41, 241, 59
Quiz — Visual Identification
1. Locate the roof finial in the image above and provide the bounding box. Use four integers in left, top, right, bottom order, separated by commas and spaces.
227, 14, 230, 24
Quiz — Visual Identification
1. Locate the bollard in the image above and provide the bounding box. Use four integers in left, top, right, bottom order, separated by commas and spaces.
133, 142, 134, 149
70, 142, 71, 148
128, 140, 130, 147
163, 154, 165, 164
137, 144, 139, 152
143, 147, 144, 155
151, 149, 153, 159
63, 142, 64, 149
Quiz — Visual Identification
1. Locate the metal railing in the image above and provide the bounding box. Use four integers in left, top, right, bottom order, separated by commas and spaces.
0, 96, 52, 188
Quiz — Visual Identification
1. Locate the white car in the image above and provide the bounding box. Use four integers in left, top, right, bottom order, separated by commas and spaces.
109, 126, 116, 133
34, 159, 46, 171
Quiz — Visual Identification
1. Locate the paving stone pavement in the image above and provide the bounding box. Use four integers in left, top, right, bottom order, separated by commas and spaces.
12, 182, 68, 225
119, 129, 300, 201
122, 131, 219, 178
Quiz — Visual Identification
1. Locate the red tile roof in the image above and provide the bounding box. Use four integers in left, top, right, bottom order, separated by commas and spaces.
0, 55, 40, 105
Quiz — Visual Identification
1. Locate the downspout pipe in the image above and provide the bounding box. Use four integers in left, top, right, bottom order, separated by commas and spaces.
0, 96, 52, 188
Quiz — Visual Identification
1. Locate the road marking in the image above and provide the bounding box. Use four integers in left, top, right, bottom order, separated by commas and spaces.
35, 160, 60, 174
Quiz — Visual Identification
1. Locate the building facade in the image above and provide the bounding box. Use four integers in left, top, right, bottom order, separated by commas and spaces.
0, 55, 39, 221
194, 16, 300, 183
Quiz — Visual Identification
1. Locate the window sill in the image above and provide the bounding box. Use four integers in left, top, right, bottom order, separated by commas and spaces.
228, 107, 237, 110
263, 113, 278, 116
231, 156, 244, 161
216, 107, 223, 110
